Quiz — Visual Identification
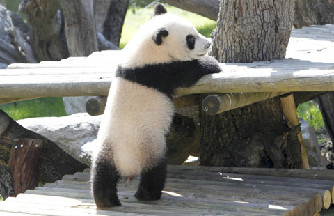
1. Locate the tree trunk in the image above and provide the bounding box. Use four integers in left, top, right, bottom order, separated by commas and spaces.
317, 93, 334, 145
98, 0, 130, 47
211, 0, 294, 63
20, 0, 69, 61
162, 0, 219, 21
61, 0, 128, 115
294, 0, 334, 29
58, 0, 98, 56
201, 0, 302, 168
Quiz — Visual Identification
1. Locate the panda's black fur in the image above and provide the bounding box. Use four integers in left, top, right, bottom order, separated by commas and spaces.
91, 3, 221, 208
116, 56, 220, 99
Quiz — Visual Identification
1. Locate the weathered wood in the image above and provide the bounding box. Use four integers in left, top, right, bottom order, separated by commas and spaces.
280, 94, 310, 169
8, 139, 43, 196
169, 165, 334, 180
294, 0, 334, 29
1, 58, 334, 105
85, 95, 200, 116
322, 190, 332, 210
85, 96, 107, 116
1, 166, 333, 215
202, 92, 284, 115
1, 25, 334, 105
0, 110, 88, 185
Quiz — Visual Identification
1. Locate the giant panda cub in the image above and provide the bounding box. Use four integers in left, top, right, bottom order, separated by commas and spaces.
91, 3, 221, 208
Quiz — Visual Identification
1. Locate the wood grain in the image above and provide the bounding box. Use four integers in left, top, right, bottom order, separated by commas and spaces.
0, 165, 333, 216
1, 25, 334, 105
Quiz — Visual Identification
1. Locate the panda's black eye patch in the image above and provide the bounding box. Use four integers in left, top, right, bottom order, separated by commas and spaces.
186, 35, 196, 50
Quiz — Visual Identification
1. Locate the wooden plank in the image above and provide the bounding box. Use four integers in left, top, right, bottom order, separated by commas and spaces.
1, 165, 333, 216
1, 25, 334, 105
169, 165, 334, 180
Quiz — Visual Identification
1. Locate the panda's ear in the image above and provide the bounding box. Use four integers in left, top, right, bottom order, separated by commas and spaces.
152, 28, 168, 45
154, 3, 167, 16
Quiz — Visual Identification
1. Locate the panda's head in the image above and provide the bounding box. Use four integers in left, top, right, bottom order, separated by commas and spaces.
122, 3, 212, 68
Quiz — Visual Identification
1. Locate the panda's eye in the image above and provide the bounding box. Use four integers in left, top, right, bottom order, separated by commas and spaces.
186, 35, 196, 50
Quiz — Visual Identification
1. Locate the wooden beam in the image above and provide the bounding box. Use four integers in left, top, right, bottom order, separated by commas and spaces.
1, 59, 334, 105
85, 95, 200, 116
280, 94, 310, 169
85, 96, 107, 116
202, 92, 284, 115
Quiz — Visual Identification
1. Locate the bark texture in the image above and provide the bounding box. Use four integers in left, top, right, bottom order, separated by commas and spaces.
318, 93, 334, 145
201, 0, 302, 168
100, 0, 129, 46
58, 0, 97, 56
8, 139, 43, 196
162, 0, 219, 21
294, 0, 334, 29
0, 110, 88, 187
200, 97, 302, 168
20, 0, 69, 61
211, 0, 294, 63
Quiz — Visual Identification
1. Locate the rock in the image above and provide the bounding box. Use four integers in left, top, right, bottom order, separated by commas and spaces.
300, 119, 326, 167
18, 114, 102, 165
0, 4, 28, 64
63, 96, 95, 115
0, 63, 7, 68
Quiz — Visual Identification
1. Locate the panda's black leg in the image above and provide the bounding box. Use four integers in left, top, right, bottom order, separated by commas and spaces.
92, 154, 121, 208
135, 156, 167, 201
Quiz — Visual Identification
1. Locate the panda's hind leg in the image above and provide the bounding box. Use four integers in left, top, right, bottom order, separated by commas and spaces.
135, 156, 167, 201
92, 150, 121, 208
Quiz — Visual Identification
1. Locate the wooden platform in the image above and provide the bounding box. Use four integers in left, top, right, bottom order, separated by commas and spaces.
1, 25, 334, 105
1, 165, 333, 216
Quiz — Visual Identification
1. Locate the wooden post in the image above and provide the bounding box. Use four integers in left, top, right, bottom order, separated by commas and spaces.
280, 94, 310, 169
8, 139, 43, 196
202, 92, 284, 115
86, 96, 107, 116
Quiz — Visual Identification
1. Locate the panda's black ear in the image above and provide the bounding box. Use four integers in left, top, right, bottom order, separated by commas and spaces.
154, 3, 167, 16
152, 28, 168, 45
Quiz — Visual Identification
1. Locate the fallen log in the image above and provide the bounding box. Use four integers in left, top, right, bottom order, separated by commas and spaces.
0, 110, 88, 187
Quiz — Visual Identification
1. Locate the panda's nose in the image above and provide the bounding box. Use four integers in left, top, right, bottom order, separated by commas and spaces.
205, 42, 212, 49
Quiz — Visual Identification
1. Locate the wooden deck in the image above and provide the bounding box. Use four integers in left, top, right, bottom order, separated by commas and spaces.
1, 165, 334, 216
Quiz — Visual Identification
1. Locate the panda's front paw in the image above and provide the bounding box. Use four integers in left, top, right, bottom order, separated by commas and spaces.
135, 189, 162, 201
198, 56, 221, 75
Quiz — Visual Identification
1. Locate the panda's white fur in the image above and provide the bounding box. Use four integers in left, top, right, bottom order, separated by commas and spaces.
91, 3, 220, 208
121, 12, 211, 68
96, 78, 173, 177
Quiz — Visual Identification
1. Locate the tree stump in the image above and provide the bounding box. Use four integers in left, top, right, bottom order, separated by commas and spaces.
0, 109, 88, 188
201, 0, 303, 168
8, 139, 43, 196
